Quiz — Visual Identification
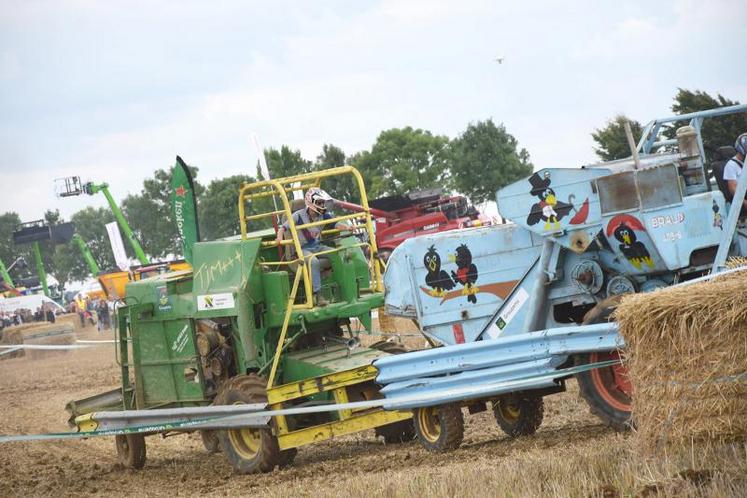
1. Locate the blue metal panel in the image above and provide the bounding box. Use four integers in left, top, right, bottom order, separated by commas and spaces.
374, 322, 622, 409
383, 224, 542, 345
374, 322, 621, 384
497, 167, 611, 254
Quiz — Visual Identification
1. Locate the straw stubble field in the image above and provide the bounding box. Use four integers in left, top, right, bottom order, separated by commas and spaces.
0, 324, 745, 497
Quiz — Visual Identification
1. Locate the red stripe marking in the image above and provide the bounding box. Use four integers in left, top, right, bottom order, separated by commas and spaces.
452, 323, 465, 344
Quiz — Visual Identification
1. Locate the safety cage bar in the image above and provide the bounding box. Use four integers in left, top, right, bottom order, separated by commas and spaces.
237, 166, 384, 310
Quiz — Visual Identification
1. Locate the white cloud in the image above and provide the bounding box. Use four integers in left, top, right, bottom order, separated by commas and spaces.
1, 0, 745, 223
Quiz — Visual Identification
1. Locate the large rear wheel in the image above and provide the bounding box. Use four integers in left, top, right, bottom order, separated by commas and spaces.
215, 375, 280, 474
576, 297, 633, 431
576, 351, 632, 431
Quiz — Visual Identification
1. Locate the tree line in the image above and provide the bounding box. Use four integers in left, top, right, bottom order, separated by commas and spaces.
0, 88, 743, 293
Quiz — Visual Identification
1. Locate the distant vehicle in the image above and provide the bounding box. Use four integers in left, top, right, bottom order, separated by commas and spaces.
337, 188, 494, 260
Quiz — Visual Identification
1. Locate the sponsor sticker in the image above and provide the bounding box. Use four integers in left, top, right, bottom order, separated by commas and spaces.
197, 292, 235, 311
486, 287, 529, 339
171, 324, 190, 353
156, 285, 172, 312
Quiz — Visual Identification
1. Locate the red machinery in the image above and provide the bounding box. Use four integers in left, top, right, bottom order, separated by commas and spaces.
337, 188, 493, 259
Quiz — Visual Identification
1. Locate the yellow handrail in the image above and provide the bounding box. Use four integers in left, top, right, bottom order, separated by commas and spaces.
267, 267, 303, 389
237, 165, 383, 306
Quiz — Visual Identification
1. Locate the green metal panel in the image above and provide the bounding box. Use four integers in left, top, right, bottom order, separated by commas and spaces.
282, 345, 387, 383
191, 238, 263, 318
262, 271, 290, 324
131, 315, 204, 408
125, 271, 196, 319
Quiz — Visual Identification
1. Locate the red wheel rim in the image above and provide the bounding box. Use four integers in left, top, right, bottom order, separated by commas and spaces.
589, 351, 633, 411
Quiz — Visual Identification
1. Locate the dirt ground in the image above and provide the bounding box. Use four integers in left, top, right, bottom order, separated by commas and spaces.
0, 324, 744, 497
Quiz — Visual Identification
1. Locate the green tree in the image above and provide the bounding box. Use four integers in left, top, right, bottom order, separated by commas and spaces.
355, 127, 450, 198
40, 209, 67, 291
199, 174, 255, 240
0, 212, 22, 271
313, 144, 362, 204
670, 89, 746, 156
591, 115, 644, 161
263, 146, 312, 179
52, 207, 117, 283
449, 120, 534, 204
122, 164, 204, 260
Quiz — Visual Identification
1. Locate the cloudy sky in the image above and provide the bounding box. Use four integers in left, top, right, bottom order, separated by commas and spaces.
1, 0, 745, 222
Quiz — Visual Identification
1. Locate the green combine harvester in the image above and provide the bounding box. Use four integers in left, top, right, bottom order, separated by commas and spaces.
68, 167, 413, 473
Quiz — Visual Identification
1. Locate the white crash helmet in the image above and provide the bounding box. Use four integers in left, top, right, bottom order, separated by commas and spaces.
305, 187, 333, 215
736, 133, 747, 156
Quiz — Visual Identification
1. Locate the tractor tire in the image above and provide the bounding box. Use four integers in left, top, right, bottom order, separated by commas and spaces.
115, 433, 146, 469
414, 404, 464, 452
575, 297, 633, 431
277, 448, 298, 469
369, 340, 408, 355
492, 395, 544, 437
370, 340, 417, 444
215, 374, 280, 474
199, 430, 220, 454
375, 419, 417, 444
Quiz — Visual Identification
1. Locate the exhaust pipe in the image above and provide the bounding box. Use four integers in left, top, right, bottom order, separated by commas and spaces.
323, 335, 360, 351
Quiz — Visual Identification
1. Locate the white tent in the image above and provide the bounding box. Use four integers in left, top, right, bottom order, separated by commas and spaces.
0, 294, 65, 314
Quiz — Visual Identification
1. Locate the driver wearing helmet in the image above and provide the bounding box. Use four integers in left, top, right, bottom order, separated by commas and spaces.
275, 187, 350, 306
724, 133, 747, 210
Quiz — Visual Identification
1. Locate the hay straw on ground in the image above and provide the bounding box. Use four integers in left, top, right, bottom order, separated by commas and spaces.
615, 266, 747, 454
0, 328, 25, 359
55, 313, 86, 334
25, 323, 75, 360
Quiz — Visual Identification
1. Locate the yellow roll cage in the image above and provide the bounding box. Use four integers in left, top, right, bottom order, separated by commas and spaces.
237, 166, 384, 311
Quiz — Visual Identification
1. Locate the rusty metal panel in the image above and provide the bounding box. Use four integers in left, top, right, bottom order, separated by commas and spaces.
597, 172, 639, 215
637, 164, 682, 210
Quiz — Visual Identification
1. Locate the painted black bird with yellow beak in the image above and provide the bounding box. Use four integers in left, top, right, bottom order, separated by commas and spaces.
613, 222, 653, 269
424, 245, 455, 297
449, 244, 479, 303
526, 173, 574, 231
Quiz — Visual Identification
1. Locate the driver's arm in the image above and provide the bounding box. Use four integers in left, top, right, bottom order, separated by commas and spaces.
275, 225, 286, 243
335, 221, 352, 233
726, 180, 747, 209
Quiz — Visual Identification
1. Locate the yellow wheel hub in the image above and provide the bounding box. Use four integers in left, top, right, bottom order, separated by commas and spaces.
417, 407, 441, 443
227, 401, 261, 459
228, 427, 261, 459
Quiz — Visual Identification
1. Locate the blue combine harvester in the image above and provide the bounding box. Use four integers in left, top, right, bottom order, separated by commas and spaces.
7, 106, 744, 465
379, 104, 747, 451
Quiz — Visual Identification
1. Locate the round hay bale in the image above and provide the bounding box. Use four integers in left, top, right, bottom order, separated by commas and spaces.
615, 269, 747, 454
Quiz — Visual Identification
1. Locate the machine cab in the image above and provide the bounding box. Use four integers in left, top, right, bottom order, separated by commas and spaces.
237, 166, 385, 313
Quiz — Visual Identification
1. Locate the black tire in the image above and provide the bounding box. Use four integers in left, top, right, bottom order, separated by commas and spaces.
277, 448, 298, 469
199, 430, 220, 454
370, 341, 417, 443
115, 433, 146, 469
375, 419, 417, 444
576, 297, 633, 431
575, 352, 632, 431
215, 375, 280, 474
414, 404, 464, 452
492, 395, 544, 437
369, 340, 408, 355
